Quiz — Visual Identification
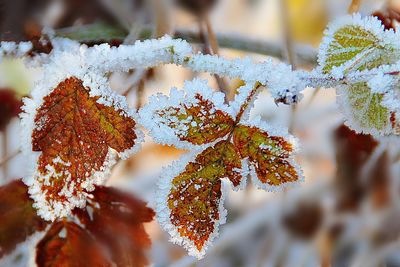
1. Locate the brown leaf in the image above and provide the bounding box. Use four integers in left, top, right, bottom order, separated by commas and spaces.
155, 93, 234, 146
167, 141, 242, 253
74, 186, 155, 267
36, 221, 112, 267
0, 180, 48, 259
334, 124, 388, 211
0, 89, 22, 131
31, 77, 139, 220
233, 124, 299, 189
282, 201, 323, 240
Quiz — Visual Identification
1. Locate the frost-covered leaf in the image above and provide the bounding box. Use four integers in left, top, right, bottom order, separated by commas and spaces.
0, 180, 48, 259
35, 221, 111, 267
140, 79, 234, 148
337, 82, 400, 135
0, 89, 22, 131
319, 14, 400, 136
158, 140, 243, 258
233, 122, 301, 190
319, 14, 400, 76
28, 77, 141, 221
73, 186, 154, 267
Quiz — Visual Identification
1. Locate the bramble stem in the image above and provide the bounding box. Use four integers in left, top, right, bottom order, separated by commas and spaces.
198, 14, 229, 99
348, 0, 362, 13
54, 23, 317, 65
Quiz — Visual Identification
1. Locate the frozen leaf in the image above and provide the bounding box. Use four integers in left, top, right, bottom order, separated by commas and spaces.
30, 77, 140, 221
73, 186, 154, 267
0, 180, 48, 259
158, 141, 243, 258
140, 79, 234, 148
319, 14, 400, 136
319, 14, 400, 77
337, 82, 400, 135
152, 82, 302, 258
35, 221, 111, 267
233, 123, 301, 190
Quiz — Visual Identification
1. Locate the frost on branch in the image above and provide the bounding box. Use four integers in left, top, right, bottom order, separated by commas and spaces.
22, 76, 142, 221
318, 14, 400, 136
140, 79, 235, 149
148, 81, 302, 258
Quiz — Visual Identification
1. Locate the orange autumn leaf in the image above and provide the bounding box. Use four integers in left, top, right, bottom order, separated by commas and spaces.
146, 82, 302, 258
156, 93, 234, 145
31, 77, 139, 220
0, 180, 48, 259
159, 141, 243, 257
139, 80, 234, 148
73, 186, 155, 267
35, 221, 112, 267
233, 124, 300, 189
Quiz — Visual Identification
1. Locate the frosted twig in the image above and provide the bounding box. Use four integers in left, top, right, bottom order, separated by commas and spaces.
54, 24, 318, 65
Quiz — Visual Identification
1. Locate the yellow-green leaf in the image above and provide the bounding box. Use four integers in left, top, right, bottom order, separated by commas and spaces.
319, 14, 400, 75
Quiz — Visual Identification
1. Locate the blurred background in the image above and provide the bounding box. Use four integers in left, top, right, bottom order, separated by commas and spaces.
1, 0, 400, 266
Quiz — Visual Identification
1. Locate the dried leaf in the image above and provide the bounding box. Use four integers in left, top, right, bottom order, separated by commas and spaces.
0, 180, 48, 259
74, 186, 154, 267
31, 77, 139, 220
158, 140, 243, 258
233, 124, 300, 190
334, 125, 377, 211
35, 221, 111, 267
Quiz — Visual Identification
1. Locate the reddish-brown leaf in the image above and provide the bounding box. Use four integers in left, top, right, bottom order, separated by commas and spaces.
73, 186, 154, 267
0, 89, 22, 131
0, 180, 48, 259
233, 124, 299, 189
334, 125, 390, 211
31, 77, 138, 219
282, 201, 323, 240
35, 221, 111, 267
166, 141, 242, 253
156, 93, 234, 146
